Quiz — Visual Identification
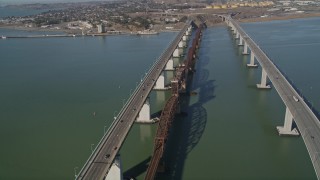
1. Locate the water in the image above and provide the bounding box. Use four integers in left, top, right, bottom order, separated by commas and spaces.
158, 18, 319, 179
0, 28, 65, 36
0, 6, 49, 17
0, 32, 176, 179
0, 17, 319, 179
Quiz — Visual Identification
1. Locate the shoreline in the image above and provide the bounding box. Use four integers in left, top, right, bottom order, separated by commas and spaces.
238, 12, 320, 23
1, 13, 320, 37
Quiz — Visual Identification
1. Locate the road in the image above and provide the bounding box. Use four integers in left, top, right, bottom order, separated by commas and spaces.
227, 17, 320, 179
76, 22, 192, 180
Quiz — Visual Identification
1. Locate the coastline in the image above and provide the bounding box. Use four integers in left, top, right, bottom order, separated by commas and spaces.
1, 13, 320, 37
238, 12, 320, 23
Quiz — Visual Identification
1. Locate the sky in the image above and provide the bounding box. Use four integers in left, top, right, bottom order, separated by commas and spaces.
0, 0, 110, 5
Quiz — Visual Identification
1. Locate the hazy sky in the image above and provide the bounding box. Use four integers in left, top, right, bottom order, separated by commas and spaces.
0, 0, 109, 5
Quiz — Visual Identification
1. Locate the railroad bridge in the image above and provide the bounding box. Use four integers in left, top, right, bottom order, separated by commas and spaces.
76, 20, 205, 180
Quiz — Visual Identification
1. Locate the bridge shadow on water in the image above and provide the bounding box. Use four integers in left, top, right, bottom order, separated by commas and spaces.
156, 54, 215, 180
123, 156, 151, 180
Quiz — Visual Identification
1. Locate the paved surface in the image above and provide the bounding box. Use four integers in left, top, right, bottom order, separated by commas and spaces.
227, 17, 320, 179
76, 22, 191, 180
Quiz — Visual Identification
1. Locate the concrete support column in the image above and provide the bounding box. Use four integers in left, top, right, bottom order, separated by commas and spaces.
135, 98, 151, 123
105, 155, 123, 180
276, 107, 300, 136
165, 58, 174, 71
178, 40, 184, 48
236, 31, 240, 39
247, 52, 258, 67
173, 48, 180, 57
178, 40, 185, 54
154, 72, 165, 90
242, 43, 249, 55
238, 36, 243, 46
182, 35, 187, 42
186, 26, 192, 36
256, 68, 271, 89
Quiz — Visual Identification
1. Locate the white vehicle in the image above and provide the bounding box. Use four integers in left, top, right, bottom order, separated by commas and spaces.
293, 96, 299, 102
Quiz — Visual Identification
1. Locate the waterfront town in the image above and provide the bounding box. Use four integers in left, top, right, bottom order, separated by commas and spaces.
1, 0, 320, 35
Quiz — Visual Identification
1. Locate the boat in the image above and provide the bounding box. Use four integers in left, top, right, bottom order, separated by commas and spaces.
1, 36, 7, 39
137, 29, 158, 35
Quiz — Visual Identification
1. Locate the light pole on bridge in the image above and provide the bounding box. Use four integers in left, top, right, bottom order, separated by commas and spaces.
113, 110, 118, 120
91, 144, 95, 153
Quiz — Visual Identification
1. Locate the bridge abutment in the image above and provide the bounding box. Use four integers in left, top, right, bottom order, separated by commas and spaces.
105, 155, 123, 180
257, 68, 271, 89
276, 107, 300, 136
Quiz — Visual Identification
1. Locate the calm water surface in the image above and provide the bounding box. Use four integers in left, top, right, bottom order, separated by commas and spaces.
0, 7, 49, 17
0, 17, 319, 179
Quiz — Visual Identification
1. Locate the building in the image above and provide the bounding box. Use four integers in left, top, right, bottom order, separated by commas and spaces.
97, 24, 105, 33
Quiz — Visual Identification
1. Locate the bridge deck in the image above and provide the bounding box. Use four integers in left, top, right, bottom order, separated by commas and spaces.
228, 17, 320, 178
76, 22, 191, 180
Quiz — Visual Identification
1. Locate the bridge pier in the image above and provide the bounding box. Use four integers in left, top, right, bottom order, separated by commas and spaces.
178, 40, 185, 54
247, 52, 258, 67
257, 68, 271, 89
165, 58, 174, 71
105, 155, 123, 180
235, 31, 240, 39
276, 107, 300, 136
173, 48, 180, 57
182, 35, 187, 42
136, 98, 157, 123
179, 40, 184, 48
186, 27, 192, 36
154, 71, 169, 90
238, 36, 244, 46
242, 43, 249, 55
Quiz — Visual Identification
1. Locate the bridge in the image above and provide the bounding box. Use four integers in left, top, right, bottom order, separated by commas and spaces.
223, 16, 320, 179
144, 23, 204, 180
76, 20, 198, 180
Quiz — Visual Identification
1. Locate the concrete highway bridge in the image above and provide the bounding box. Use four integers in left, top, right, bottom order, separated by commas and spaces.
76, 20, 204, 180
76, 15, 320, 179
223, 15, 320, 179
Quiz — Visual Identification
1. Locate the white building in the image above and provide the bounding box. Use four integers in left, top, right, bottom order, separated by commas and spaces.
97, 24, 105, 33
